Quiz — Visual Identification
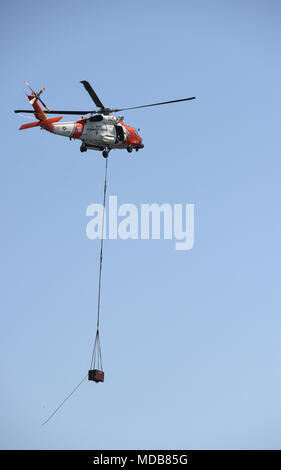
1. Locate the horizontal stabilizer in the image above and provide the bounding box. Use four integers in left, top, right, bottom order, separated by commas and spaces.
19, 121, 40, 130
19, 116, 62, 130
40, 116, 63, 127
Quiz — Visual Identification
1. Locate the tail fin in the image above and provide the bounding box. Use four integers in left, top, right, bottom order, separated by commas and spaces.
28, 93, 48, 121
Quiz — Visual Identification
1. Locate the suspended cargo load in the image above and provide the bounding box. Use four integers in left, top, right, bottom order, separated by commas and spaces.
88, 369, 104, 383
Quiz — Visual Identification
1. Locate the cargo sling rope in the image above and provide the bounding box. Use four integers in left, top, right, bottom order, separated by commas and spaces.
88, 156, 108, 381
42, 157, 109, 425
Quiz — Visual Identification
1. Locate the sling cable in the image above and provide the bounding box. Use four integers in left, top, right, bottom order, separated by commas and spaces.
42, 158, 108, 424
88, 156, 109, 383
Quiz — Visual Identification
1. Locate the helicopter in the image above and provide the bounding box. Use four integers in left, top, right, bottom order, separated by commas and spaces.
14, 81, 196, 158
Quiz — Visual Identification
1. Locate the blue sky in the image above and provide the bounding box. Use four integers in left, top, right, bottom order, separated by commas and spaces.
1, 0, 281, 449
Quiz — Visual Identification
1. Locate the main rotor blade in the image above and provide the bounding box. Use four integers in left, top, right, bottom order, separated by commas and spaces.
14, 109, 96, 115
80, 81, 104, 109
112, 96, 196, 112
14, 96, 196, 116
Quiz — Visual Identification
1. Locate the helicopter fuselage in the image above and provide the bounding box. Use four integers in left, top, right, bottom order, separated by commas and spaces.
48, 114, 143, 153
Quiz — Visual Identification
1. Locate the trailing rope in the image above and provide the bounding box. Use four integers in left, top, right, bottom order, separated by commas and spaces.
42, 373, 88, 425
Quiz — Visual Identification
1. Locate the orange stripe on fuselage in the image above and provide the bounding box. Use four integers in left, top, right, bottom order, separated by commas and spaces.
71, 122, 84, 139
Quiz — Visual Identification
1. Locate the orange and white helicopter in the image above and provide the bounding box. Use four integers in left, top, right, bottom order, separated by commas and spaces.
15, 81, 196, 158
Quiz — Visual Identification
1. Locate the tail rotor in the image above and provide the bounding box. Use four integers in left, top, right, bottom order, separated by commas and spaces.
24, 80, 50, 111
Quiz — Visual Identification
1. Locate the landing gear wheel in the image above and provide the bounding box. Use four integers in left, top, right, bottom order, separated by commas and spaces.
127, 145, 133, 153
80, 143, 87, 153
102, 150, 109, 158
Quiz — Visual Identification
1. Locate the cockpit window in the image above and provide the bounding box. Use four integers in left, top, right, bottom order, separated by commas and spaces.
134, 128, 139, 136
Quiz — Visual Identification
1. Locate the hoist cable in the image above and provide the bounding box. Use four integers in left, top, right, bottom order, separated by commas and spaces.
90, 156, 109, 370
